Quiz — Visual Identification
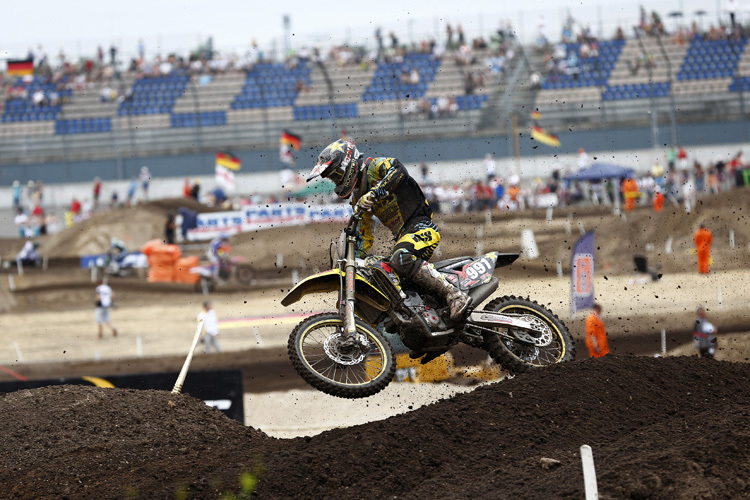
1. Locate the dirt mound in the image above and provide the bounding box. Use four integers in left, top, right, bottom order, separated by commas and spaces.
1, 356, 748, 499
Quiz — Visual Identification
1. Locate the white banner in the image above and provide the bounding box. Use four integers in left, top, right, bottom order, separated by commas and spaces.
187, 203, 349, 241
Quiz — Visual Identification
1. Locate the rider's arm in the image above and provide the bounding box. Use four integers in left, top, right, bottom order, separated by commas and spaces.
369, 158, 407, 200
355, 211, 374, 258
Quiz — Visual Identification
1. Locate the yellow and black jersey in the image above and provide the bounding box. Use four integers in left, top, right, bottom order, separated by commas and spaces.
353, 157, 433, 257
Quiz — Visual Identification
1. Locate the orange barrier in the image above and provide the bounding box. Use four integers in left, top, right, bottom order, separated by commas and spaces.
174, 256, 201, 284
141, 240, 183, 283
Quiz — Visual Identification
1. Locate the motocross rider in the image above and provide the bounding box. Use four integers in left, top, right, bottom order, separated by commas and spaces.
207, 234, 231, 279
308, 138, 472, 323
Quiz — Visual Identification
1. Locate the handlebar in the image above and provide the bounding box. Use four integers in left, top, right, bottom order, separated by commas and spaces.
344, 212, 363, 236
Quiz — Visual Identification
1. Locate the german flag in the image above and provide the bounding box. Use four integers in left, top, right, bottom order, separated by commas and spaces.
531, 125, 561, 147
280, 130, 301, 150
7, 59, 33, 77
215, 152, 241, 170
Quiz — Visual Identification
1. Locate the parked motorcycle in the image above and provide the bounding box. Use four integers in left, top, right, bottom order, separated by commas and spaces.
282, 213, 575, 399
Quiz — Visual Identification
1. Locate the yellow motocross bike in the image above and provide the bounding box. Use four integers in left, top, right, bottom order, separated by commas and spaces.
282, 213, 575, 398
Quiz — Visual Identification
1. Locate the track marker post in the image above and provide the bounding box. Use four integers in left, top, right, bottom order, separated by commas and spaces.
557, 260, 563, 278
580, 444, 599, 500
13, 342, 24, 363
172, 319, 205, 394
253, 327, 264, 346
661, 329, 666, 356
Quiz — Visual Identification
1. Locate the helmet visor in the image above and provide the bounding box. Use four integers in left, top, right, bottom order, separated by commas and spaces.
307, 161, 332, 182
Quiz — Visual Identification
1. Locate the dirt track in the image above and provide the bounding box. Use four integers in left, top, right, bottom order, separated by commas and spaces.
1, 355, 748, 499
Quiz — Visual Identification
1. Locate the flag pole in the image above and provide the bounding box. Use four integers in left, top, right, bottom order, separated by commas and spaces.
512, 114, 521, 179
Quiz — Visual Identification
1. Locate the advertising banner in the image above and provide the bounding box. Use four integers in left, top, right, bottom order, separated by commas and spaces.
571, 231, 595, 316
187, 203, 352, 240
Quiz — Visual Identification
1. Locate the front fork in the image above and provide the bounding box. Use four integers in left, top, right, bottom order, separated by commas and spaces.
341, 234, 358, 339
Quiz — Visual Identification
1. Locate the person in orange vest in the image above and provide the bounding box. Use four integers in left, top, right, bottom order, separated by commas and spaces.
694, 224, 713, 274
653, 186, 665, 212
585, 303, 610, 358
621, 176, 639, 211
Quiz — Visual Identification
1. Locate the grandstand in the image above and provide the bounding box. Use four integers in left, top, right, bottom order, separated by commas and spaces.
1, 27, 750, 180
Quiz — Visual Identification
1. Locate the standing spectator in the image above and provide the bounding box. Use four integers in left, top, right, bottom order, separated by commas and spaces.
694, 224, 713, 274
727, 0, 738, 28
70, 197, 82, 216
126, 178, 138, 205
420, 162, 429, 183
164, 210, 176, 244
197, 301, 221, 353
585, 303, 610, 358
93, 177, 102, 210
139, 166, 151, 200
14, 208, 29, 237
183, 178, 192, 198
693, 306, 717, 358
95, 279, 118, 339
666, 146, 676, 171
677, 146, 688, 170
16, 240, 41, 267
484, 153, 497, 183
190, 179, 201, 201
577, 148, 589, 170
621, 175, 640, 211
12, 180, 22, 210
653, 186, 665, 212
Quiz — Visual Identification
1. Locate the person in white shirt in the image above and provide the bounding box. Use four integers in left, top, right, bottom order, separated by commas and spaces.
484, 153, 497, 183
197, 301, 221, 353
95, 280, 118, 339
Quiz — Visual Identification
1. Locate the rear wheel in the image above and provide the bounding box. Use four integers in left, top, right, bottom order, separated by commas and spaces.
288, 312, 395, 398
234, 264, 256, 285
482, 296, 575, 374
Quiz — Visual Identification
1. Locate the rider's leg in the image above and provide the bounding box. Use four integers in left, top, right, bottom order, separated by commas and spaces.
389, 221, 471, 322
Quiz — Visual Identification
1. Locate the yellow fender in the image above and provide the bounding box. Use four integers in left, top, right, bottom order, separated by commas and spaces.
281, 269, 391, 312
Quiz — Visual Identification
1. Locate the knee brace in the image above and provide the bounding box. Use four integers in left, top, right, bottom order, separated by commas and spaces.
389, 248, 423, 281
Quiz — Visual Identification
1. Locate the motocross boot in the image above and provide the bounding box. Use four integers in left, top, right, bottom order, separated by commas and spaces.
411, 262, 472, 322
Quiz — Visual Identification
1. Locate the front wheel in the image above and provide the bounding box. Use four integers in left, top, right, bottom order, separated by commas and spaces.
482, 296, 575, 374
288, 312, 395, 398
